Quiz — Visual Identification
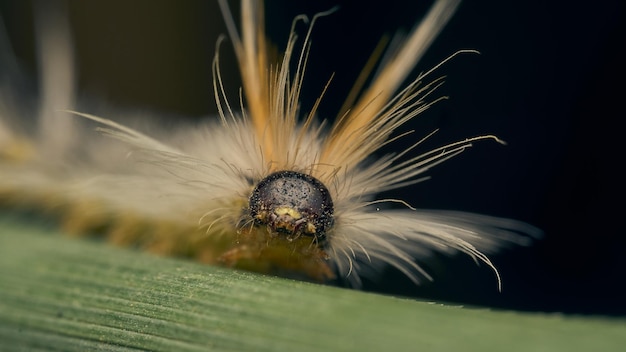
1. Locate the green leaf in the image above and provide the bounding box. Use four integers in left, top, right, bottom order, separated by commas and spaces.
0, 213, 624, 351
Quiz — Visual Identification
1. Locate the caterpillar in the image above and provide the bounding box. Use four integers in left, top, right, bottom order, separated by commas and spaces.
0, 0, 540, 289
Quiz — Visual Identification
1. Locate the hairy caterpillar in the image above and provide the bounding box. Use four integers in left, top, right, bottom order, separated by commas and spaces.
0, 0, 540, 289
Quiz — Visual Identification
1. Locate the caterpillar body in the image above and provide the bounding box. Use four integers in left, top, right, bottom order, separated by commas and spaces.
0, 0, 540, 289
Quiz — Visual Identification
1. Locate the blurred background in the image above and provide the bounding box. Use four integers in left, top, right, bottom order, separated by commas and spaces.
1, 0, 624, 315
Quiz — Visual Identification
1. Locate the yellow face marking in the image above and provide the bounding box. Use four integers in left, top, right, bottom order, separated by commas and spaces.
274, 206, 302, 220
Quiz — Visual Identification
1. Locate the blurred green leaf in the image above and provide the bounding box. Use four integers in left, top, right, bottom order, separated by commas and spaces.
0, 213, 624, 351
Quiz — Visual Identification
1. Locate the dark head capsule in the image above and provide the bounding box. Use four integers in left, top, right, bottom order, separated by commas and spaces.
248, 170, 334, 246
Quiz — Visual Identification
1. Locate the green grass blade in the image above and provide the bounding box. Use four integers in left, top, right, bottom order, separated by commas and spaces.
0, 214, 624, 351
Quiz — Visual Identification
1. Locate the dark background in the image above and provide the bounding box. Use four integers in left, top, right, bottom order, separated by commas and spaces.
1, 1, 624, 316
